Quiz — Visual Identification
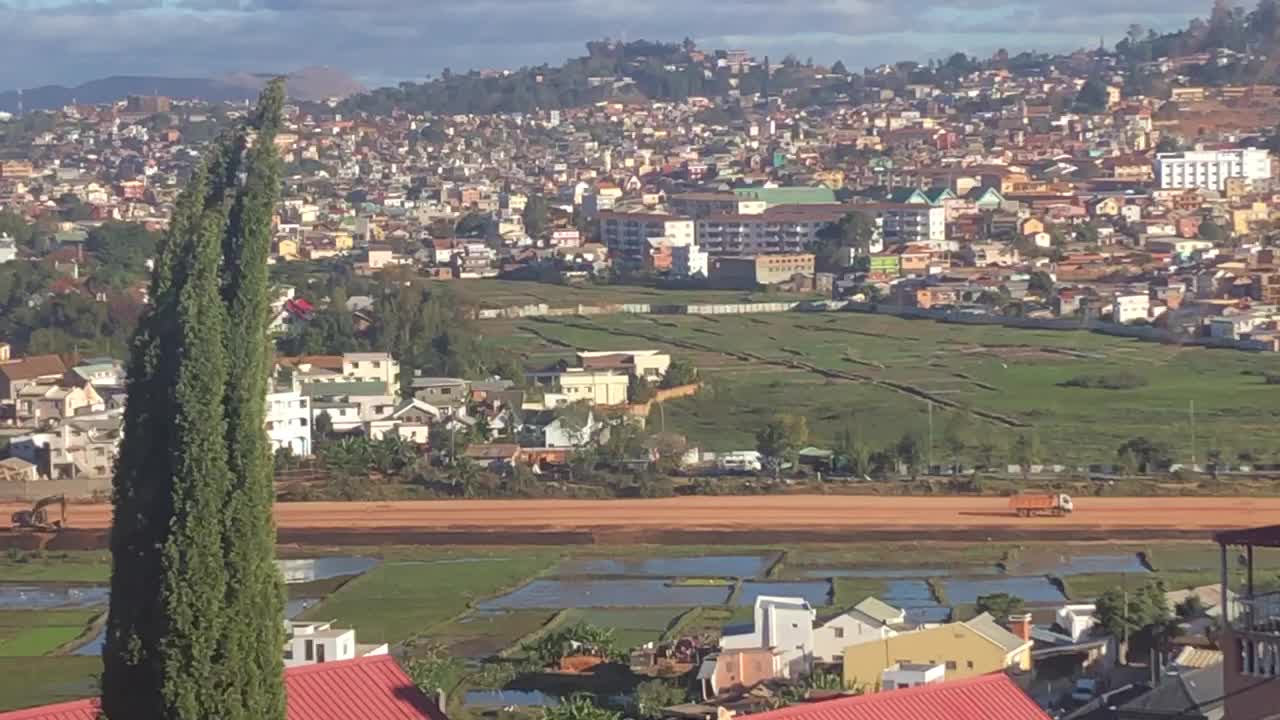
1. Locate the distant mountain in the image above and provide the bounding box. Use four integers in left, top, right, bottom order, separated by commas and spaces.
0, 67, 364, 113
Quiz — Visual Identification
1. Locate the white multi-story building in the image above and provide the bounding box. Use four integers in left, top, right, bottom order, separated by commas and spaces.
283, 620, 388, 667
0, 233, 16, 264
671, 244, 709, 277
266, 378, 312, 458
1155, 148, 1271, 190
1112, 293, 1151, 324
870, 203, 948, 248
695, 206, 843, 255
599, 211, 694, 263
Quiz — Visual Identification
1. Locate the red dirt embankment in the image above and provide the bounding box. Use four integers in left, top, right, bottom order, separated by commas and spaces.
3, 496, 1278, 548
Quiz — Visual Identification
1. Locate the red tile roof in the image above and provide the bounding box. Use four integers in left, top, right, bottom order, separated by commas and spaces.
0, 656, 446, 720
740, 674, 1048, 720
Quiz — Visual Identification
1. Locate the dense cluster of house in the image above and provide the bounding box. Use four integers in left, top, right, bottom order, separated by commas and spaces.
0, 342, 674, 486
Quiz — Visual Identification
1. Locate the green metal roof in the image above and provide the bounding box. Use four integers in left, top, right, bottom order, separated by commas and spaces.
733, 186, 837, 206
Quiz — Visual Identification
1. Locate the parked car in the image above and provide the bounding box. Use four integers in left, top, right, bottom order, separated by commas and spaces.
1070, 677, 1099, 703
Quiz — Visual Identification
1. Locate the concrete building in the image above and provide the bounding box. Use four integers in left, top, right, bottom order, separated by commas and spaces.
341, 353, 400, 397
15, 382, 103, 425
669, 191, 767, 218
709, 254, 815, 290
1055, 604, 1098, 642
526, 367, 629, 406
880, 662, 946, 691
694, 206, 844, 256
283, 620, 388, 668
722, 595, 817, 659
9, 410, 123, 479
1155, 148, 1271, 191
813, 597, 904, 662
266, 377, 313, 458
1111, 293, 1151, 324
671, 243, 709, 277
578, 350, 671, 382
0, 233, 15, 264
841, 613, 1032, 693
599, 211, 694, 263
866, 203, 948, 248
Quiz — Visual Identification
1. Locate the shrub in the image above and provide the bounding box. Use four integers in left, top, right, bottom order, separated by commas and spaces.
1060, 372, 1149, 390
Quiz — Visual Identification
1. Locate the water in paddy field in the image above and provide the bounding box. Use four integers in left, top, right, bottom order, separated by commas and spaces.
464, 690, 562, 708
1006, 553, 1149, 576
738, 581, 832, 606
0, 585, 108, 610
881, 580, 951, 624
276, 557, 380, 583
73, 595, 320, 656
476, 579, 732, 609
802, 567, 995, 579
942, 576, 1067, 605
555, 555, 776, 578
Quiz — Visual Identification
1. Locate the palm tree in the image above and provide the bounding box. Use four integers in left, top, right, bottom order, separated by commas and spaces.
541, 695, 620, 720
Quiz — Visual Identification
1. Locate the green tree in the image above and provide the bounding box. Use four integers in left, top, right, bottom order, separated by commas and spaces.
543, 694, 621, 720
813, 210, 876, 269
975, 593, 1025, 619
103, 80, 287, 720
634, 680, 688, 719
1199, 219, 1226, 242
895, 431, 924, 480
660, 358, 699, 388
401, 642, 463, 700
1012, 432, 1039, 481
522, 195, 550, 239
1074, 78, 1111, 114
756, 414, 809, 477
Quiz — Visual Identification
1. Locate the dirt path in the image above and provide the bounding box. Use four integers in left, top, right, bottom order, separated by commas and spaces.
5, 496, 1279, 547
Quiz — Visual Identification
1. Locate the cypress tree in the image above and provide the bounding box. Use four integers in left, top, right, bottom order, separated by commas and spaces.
103, 80, 287, 720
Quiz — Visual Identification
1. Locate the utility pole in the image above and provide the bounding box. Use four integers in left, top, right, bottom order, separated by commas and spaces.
927, 401, 934, 470
1189, 400, 1197, 467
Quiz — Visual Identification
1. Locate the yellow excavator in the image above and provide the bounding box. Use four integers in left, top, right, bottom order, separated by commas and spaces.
10, 494, 67, 531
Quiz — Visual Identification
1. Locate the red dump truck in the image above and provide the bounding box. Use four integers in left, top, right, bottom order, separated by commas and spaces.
1009, 493, 1074, 517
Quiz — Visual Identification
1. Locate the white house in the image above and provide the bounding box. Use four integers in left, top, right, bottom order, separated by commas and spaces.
721, 596, 816, 676
266, 378, 313, 457
1055, 604, 1098, 642
881, 662, 946, 690
1111, 293, 1151, 324
812, 597, 904, 662
283, 620, 388, 667
0, 233, 16, 264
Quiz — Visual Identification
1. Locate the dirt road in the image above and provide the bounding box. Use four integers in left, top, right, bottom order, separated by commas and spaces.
6, 496, 1280, 547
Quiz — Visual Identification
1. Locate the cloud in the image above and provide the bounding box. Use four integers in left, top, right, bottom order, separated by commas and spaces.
0, 0, 1208, 90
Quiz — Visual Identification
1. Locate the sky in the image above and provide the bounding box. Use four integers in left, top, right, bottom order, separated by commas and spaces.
0, 0, 1214, 91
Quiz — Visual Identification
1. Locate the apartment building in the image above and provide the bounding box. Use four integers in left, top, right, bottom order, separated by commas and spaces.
599, 211, 694, 262
694, 206, 845, 255
668, 191, 767, 218
866, 203, 948, 248
1155, 148, 1271, 191
9, 411, 123, 479
671, 243, 709, 277
266, 377, 313, 458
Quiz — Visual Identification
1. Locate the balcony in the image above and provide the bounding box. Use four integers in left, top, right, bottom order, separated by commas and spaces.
1218, 525, 1280, 719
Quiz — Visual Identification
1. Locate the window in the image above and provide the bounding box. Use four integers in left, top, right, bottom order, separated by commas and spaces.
304, 639, 314, 661
316, 643, 326, 663
946, 661, 957, 670
283, 647, 293, 660
372, 361, 381, 368
966, 661, 974, 669
834, 627, 844, 639
884, 681, 896, 690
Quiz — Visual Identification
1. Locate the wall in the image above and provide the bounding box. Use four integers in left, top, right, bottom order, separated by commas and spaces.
0, 476, 111, 501
841, 623, 1011, 692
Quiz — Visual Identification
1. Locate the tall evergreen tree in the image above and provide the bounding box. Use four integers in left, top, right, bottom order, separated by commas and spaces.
103, 80, 287, 720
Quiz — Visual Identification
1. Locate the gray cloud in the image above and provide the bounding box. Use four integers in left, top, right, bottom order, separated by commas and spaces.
0, 0, 1208, 90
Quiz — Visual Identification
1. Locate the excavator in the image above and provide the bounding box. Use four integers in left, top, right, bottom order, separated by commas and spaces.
10, 494, 67, 532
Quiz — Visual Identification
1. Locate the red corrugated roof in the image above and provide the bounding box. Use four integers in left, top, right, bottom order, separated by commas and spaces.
740, 674, 1049, 720
0, 656, 445, 720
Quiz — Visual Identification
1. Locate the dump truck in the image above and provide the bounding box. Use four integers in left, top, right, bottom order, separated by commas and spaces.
1009, 493, 1073, 517
10, 494, 67, 531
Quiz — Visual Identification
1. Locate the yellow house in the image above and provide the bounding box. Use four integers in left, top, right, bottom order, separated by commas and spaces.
275, 237, 299, 260
1019, 217, 1045, 237
841, 613, 1032, 692
332, 231, 354, 251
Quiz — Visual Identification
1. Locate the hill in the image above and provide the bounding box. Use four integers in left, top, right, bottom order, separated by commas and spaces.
0, 67, 364, 112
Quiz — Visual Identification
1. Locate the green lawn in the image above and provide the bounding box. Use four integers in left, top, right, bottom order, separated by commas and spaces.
0, 552, 111, 583
0, 657, 100, 712
492, 312, 1280, 462
450, 279, 818, 310
0, 610, 98, 657
299, 547, 563, 645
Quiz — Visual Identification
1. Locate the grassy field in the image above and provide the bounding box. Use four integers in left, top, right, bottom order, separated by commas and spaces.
298, 548, 563, 644
0, 551, 110, 583
447, 279, 818, 309
0, 657, 100, 712
489, 312, 1280, 462
0, 610, 98, 657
